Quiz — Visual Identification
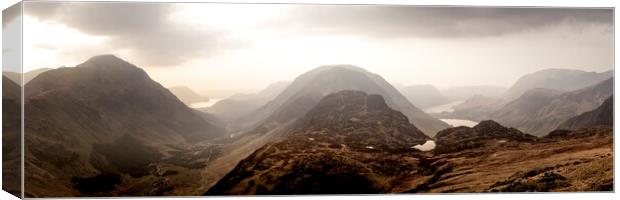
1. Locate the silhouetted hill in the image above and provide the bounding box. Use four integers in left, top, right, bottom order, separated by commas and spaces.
503, 69, 612, 101
22, 55, 226, 196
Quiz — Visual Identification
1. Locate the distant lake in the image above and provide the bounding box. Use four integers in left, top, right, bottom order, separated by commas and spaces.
424, 101, 464, 113
412, 140, 436, 151
440, 119, 478, 127
190, 98, 223, 109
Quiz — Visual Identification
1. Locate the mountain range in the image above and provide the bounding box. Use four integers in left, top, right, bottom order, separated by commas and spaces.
492, 78, 612, 136
5, 54, 614, 196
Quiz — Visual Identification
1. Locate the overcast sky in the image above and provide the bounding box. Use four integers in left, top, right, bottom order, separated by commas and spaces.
4, 2, 614, 96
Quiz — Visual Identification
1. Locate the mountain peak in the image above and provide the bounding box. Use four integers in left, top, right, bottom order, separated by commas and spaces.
85, 54, 124, 63
294, 90, 429, 149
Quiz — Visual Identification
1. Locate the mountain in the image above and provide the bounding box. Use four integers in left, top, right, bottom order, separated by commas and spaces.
4, 67, 52, 85
206, 91, 429, 195
242, 65, 448, 137
557, 96, 613, 130
2, 76, 21, 197
399, 84, 450, 109
440, 85, 507, 100
205, 81, 290, 123
503, 69, 612, 101
22, 55, 226, 197
433, 120, 537, 154
493, 78, 613, 136
431, 95, 500, 121
207, 92, 612, 194
168, 86, 210, 105
199, 66, 448, 191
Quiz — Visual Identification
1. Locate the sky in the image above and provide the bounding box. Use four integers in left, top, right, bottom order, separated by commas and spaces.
3, 2, 614, 97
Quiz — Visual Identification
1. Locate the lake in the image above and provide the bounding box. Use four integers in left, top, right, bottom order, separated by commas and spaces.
424, 101, 464, 113
440, 118, 478, 127
190, 98, 223, 109
412, 140, 436, 151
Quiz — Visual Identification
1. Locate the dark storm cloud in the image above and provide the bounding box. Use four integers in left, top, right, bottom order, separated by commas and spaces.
275, 6, 613, 38
24, 1, 231, 66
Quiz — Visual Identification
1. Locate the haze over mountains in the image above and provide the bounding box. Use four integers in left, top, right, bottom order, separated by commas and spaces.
168, 86, 210, 105
3, 55, 614, 196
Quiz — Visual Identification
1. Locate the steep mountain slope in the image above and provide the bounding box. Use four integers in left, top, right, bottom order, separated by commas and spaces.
242, 65, 448, 136
206, 91, 429, 195
557, 96, 613, 130
168, 86, 210, 105
400, 84, 450, 109
2, 76, 21, 197
503, 69, 612, 101
22, 55, 226, 197
493, 78, 612, 136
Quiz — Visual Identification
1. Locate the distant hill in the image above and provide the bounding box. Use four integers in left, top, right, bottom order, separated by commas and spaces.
4, 67, 52, 85
206, 91, 429, 195
399, 84, 451, 109
493, 78, 613, 136
205, 81, 290, 123
168, 86, 210, 105
440, 85, 507, 100
503, 69, 612, 101
557, 95, 613, 130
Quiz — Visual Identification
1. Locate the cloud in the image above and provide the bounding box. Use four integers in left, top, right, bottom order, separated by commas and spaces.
271, 6, 613, 38
24, 1, 234, 67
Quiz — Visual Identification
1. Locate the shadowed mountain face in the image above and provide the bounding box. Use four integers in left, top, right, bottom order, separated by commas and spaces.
206, 91, 429, 195
557, 95, 613, 131
168, 86, 210, 105
503, 69, 612, 101
400, 84, 451, 109
493, 78, 612, 136
22, 55, 226, 197
433, 120, 537, 154
2, 76, 22, 197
